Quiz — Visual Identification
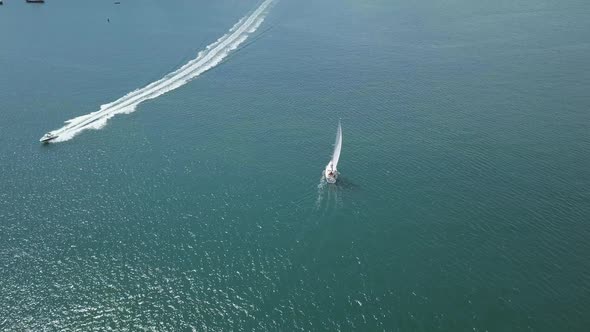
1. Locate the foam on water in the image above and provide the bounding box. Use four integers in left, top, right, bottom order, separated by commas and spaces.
49, 0, 274, 142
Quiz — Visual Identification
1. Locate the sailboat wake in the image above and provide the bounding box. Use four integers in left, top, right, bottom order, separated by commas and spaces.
315, 175, 343, 212
315, 175, 327, 209
44, 0, 274, 143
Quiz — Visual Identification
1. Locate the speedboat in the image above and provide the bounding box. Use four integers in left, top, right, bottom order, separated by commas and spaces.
324, 121, 342, 184
39, 132, 58, 143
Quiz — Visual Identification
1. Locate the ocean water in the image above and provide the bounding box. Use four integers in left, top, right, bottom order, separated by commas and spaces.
1, 0, 589, 330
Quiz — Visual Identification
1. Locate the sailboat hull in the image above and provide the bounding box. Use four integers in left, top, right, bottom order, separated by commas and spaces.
324, 167, 338, 184
325, 174, 337, 184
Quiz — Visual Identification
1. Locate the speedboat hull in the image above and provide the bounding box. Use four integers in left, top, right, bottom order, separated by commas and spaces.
39, 132, 58, 143
40, 138, 56, 143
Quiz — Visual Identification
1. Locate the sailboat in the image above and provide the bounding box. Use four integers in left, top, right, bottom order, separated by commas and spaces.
324, 121, 342, 184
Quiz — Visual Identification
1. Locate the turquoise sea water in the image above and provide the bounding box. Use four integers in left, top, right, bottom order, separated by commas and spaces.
1, 0, 589, 330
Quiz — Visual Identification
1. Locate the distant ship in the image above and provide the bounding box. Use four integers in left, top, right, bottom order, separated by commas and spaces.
324, 121, 342, 184
39, 132, 58, 143
26, 0, 45, 3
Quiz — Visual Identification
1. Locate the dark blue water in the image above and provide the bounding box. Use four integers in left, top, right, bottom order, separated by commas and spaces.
1, 0, 589, 330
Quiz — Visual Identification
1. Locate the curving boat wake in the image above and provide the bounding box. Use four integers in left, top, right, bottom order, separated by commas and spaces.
43, 0, 274, 143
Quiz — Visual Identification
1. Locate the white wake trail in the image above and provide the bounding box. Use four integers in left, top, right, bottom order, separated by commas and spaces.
49, 0, 274, 142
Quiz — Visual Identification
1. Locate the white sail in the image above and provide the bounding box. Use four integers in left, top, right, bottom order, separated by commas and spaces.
324, 121, 342, 183
331, 121, 343, 170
